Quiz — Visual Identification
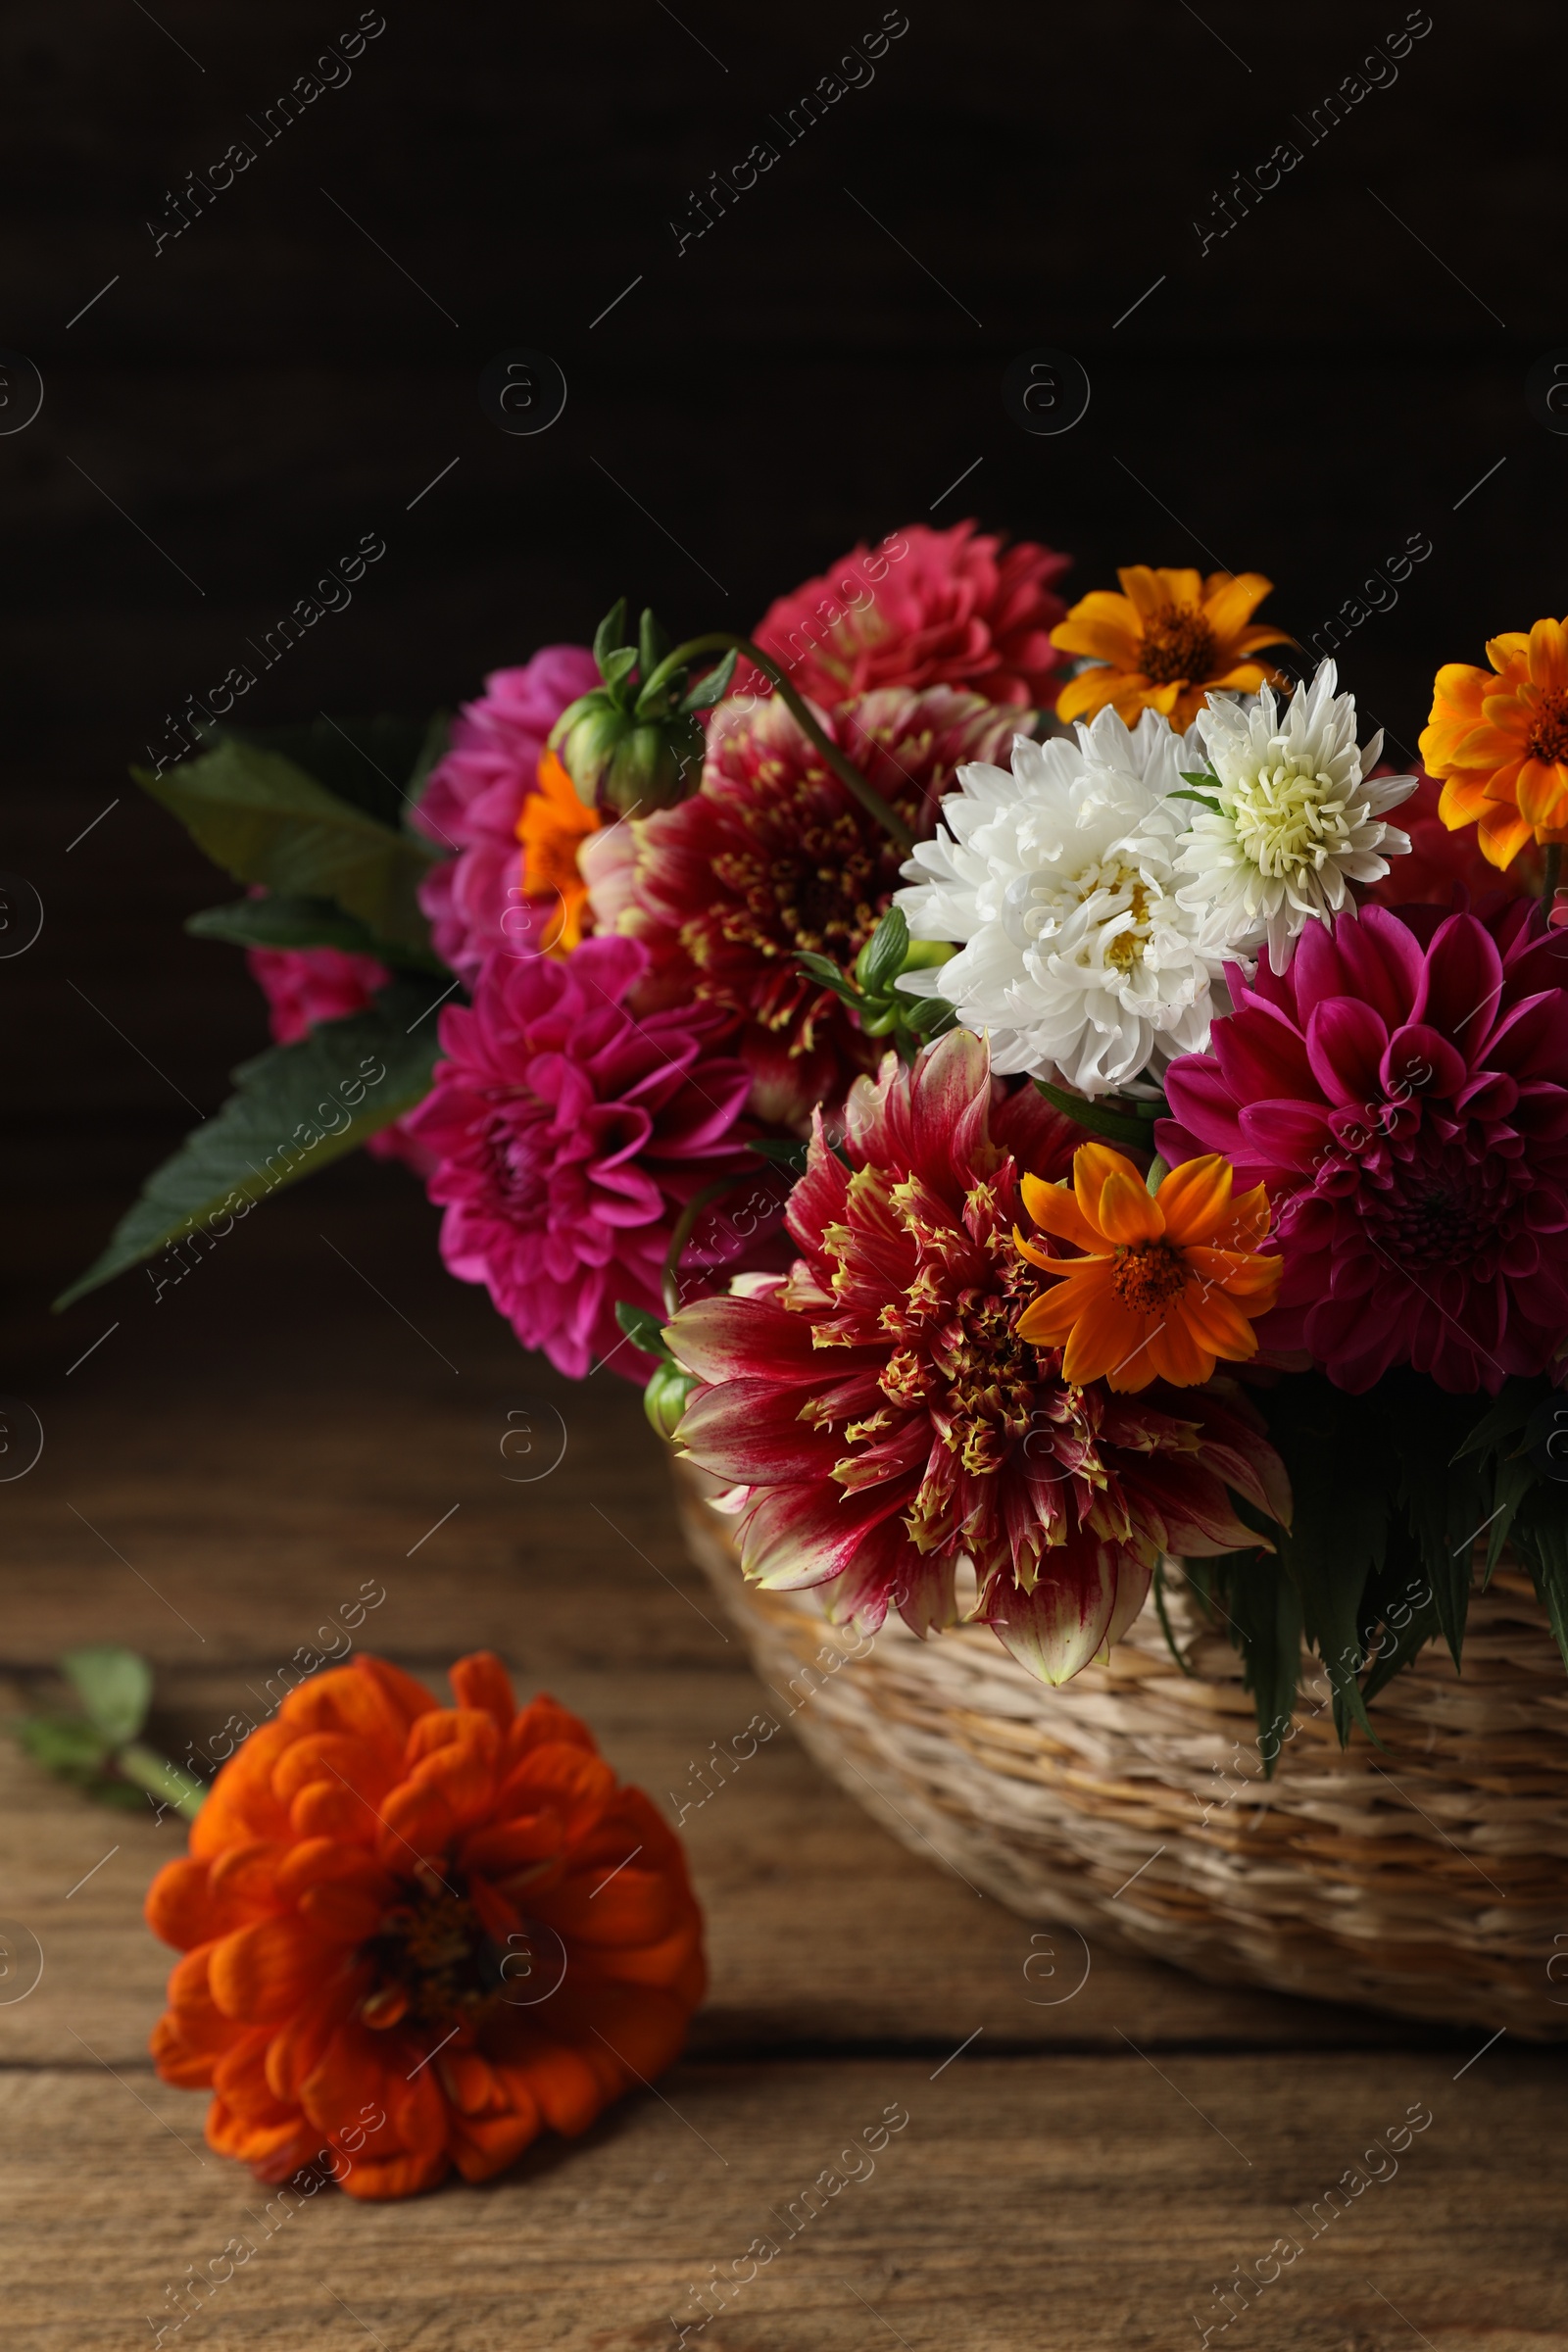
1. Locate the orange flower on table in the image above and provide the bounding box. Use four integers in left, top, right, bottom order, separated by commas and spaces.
146, 1651, 705, 2200
1015, 1143, 1282, 1391
516, 746, 604, 954
1050, 566, 1292, 731
1419, 615, 1568, 870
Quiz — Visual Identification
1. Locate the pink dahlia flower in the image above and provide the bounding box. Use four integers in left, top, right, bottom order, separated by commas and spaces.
1157, 901, 1568, 1395
668, 1031, 1287, 1684
402, 935, 756, 1381
247, 944, 434, 1176
584, 686, 1018, 1128
411, 645, 600, 982
736, 519, 1071, 711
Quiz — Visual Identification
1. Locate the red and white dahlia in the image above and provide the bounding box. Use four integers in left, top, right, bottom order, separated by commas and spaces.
583, 687, 1018, 1128
738, 519, 1071, 710
1157, 900, 1568, 1394
667, 1031, 1288, 1684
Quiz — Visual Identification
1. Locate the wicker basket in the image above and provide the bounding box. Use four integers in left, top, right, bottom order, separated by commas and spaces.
672, 1455, 1568, 2037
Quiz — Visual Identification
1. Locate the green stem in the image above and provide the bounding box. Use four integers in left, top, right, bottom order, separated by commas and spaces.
1544, 842, 1562, 906
662, 1173, 753, 1321
641, 632, 915, 855
118, 1740, 206, 1822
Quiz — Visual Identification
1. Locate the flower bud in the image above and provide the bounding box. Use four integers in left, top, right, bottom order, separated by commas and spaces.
548, 600, 731, 818
643, 1359, 697, 1443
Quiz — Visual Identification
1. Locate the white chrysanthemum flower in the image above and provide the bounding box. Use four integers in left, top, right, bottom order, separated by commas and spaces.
894, 705, 1233, 1097
1175, 659, 1417, 974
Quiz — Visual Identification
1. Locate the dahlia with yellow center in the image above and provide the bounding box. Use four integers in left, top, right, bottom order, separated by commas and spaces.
1420, 614, 1568, 869
1015, 1143, 1282, 1392
1050, 565, 1292, 731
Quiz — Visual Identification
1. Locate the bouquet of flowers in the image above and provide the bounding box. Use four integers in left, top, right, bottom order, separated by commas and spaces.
68, 527, 1568, 1754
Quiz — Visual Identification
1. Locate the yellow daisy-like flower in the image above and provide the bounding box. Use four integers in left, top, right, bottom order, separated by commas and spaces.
1014, 1143, 1282, 1392
1050, 566, 1293, 731
1419, 615, 1568, 870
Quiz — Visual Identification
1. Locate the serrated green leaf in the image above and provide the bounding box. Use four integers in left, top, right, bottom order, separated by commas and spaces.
137, 740, 443, 952
62, 1646, 151, 1745
594, 600, 629, 671
222, 715, 442, 832
54, 980, 447, 1309
681, 650, 737, 713
1032, 1077, 1163, 1150
185, 893, 448, 974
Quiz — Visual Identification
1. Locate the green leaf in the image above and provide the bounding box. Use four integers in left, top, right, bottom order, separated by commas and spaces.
600, 647, 637, 691
1032, 1077, 1164, 1150
1260, 1376, 1387, 1745
54, 980, 449, 1309
902, 994, 957, 1036
615, 1301, 674, 1362
14, 1717, 112, 1778
1215, 1550, 1305, 1772
795, 952, 860, 1003
594, 600, 629, 672
1179, 768, 1221, 789
1167, 788, 1221, 813
62, 1646, 151, 1745
1381, 1374, 1488, 1669
1513, 1490, 1568, 1675
185, 893, 448, 974
749, 1138, 809, 1175
137, 741, 443, 953
637, 608, 669, 680
856, 906, 909, 994
222, 715, 444, 833
681, 649, 737, 713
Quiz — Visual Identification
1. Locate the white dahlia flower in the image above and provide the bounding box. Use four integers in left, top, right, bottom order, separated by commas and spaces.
1175, 659, 1417, 974
894, 705, 1232, 1096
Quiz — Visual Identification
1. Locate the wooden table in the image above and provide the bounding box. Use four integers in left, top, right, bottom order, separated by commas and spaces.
5, 1173, 1566, 2350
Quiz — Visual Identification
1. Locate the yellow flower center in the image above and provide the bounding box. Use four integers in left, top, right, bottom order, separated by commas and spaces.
1110, 1240, 1189, 1314
1528, 687, 1568, 767
1228, 760, 1349, 880
1139, 605, 1215, 686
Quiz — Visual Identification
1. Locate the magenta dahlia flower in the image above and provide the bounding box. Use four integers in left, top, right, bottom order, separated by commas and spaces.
402, 935, 756, 1380
668, 1031, 1287, 1684
736, 519, 1070, 712
247, 944, 433, 1175
583, 686, 1018, 1127
411, 645, 600, 982
1156, 901, 1568, 1395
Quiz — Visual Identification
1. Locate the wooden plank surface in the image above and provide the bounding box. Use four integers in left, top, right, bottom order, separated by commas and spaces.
4, 1177, 1564, 2348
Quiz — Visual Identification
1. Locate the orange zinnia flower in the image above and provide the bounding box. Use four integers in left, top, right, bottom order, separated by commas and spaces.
1050, 566, 1292, 731
1419, 615, 1568, 870
146, 1652, 705, 2200
516, 747, 604, 954
1015, 1143, 1282, 1391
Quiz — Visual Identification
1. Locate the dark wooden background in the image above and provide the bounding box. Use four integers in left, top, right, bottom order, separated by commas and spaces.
3, 0, 1563, 1345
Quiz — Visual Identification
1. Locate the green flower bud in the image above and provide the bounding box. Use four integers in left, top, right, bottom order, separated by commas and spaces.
551, 695, 705, 817
643, 1359, 697, 1443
